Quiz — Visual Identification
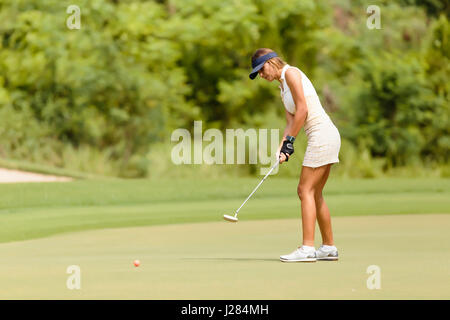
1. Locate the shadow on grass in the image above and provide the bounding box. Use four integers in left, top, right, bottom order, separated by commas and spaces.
182, 257, 276, 262
182, 257, 336, 263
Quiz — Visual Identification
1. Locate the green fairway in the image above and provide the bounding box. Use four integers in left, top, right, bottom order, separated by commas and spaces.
0, 214, 448, 299
0, 177, 449, 243
0, 177, 449, 299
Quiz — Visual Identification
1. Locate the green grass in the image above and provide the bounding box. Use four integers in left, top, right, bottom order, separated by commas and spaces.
0, 157, 114, 180
0, 215, 449, 299
0, 176, 449, 299
0, 177, 449, 243
1, 176, 448, 209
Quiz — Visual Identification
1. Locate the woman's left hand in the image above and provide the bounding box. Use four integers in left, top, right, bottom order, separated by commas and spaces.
279, 140, 294, 163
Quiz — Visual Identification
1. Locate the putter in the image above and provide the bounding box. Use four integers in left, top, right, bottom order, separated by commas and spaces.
224, 161, 280, 223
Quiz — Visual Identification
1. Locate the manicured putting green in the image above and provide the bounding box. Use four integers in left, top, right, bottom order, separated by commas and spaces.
0, 214, 448, 299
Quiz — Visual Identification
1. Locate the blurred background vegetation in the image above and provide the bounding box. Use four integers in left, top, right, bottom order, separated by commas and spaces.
0, 0, 448, 178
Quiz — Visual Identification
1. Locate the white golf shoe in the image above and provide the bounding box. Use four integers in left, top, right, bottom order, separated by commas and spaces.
280, 246, 317, 262
315, 245, 339, 261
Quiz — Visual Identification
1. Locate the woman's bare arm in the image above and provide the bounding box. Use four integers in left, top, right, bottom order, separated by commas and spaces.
284, 68, 308, 137
283, 109, 294, 140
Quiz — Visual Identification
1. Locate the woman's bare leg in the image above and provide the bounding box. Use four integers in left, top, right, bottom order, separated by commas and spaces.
298, 165, 333, 247
314, 164, 334, 246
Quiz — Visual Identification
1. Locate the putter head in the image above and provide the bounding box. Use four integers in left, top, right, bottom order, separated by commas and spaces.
223, 214, 238, 223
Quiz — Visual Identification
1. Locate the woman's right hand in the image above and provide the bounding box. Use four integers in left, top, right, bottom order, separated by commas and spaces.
276, 140, 287, 164
279, 152, 289, 163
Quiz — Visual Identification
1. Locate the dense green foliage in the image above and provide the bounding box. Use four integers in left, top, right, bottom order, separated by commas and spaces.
0, 0, 448, 177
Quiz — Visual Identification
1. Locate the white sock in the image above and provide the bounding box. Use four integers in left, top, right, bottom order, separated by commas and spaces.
322, 245, 336, 250
302, 245, 315, 252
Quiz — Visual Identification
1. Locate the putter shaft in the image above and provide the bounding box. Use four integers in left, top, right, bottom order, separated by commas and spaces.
234, 161, 279, 216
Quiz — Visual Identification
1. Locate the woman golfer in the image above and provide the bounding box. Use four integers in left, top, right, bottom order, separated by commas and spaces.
250, 48, 340, 262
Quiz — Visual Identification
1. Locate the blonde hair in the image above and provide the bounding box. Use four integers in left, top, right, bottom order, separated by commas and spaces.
251, 48, 286, 70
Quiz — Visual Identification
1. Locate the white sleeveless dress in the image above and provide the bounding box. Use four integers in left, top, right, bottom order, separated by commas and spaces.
279, 64, 341, 168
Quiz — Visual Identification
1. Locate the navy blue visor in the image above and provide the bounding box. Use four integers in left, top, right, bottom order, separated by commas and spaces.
249, 52, 278, 80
